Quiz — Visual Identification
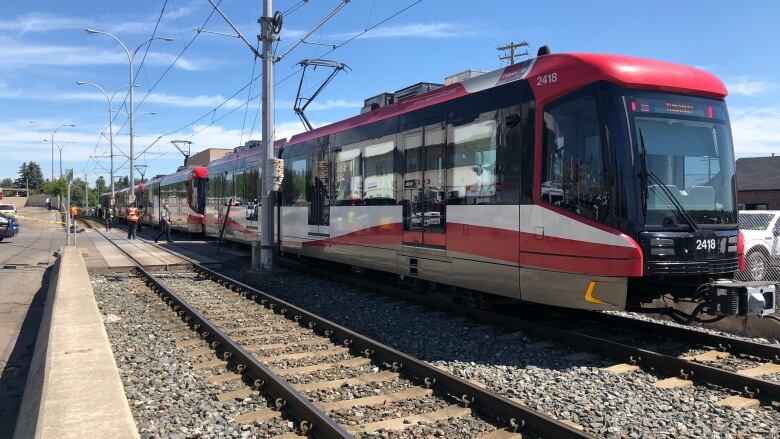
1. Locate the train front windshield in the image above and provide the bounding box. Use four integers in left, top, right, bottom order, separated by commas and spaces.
627, 92, 737, 227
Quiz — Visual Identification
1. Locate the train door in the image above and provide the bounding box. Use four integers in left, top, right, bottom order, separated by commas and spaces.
309, 143, 331, 240
402, 122, 446, 248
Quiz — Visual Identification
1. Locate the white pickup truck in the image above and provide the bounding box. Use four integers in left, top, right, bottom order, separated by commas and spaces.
739, 210, 780, 281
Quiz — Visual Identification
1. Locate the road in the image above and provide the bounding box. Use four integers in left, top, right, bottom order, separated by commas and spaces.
0, 206, 63, 437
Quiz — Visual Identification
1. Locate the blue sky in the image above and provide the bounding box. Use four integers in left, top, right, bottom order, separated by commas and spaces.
1, 0, 778, 183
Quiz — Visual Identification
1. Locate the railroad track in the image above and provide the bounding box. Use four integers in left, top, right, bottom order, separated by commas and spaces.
275, 256, 780, 410
83, 220, 590, 438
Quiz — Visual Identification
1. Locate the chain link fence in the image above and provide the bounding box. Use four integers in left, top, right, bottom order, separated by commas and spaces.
737, 211, 780, 282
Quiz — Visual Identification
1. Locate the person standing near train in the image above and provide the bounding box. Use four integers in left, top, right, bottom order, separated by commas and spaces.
105, 204, 113, 231
126, 202, 139, 239
154, 203, 173, 243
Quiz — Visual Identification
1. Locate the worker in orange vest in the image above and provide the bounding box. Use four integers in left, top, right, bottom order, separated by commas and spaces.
126, 202, 140, 239
69, 205, 79, 221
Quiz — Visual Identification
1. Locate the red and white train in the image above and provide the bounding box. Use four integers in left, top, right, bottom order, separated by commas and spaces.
105, 50, 777, 319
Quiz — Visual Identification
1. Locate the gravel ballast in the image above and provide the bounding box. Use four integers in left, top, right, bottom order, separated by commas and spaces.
219, 267, 780, 439
92, 273, 297, 438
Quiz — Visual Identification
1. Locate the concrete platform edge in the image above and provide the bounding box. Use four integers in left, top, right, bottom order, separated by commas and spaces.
13, 247, 139, 439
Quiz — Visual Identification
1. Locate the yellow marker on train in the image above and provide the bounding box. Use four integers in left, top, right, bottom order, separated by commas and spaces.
584, 281, 604, 305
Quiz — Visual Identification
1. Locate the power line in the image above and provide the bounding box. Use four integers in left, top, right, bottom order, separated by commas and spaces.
146, 0, 426, 164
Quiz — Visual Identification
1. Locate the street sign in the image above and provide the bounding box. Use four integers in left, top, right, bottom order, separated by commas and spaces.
65, 169, 74, 184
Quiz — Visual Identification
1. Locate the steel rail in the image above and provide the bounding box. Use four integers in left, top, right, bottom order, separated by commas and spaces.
80, 220, 351, 438
137, 266, 352, 438
564, 309, 780, 362
192, 263, 594, 439
276, 257, 780, 404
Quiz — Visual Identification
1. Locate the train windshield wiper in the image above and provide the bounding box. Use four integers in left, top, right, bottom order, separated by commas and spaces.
638, 127, 699, 231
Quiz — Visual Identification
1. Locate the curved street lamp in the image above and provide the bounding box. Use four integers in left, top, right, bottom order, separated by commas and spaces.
29, 121, 76, 180
84, 28, 173, 203
75, 81, 139, 205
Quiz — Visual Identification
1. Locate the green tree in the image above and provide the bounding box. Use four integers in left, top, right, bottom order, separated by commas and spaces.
95, 176, 106, 196
115, 176, 129, 190
43, 178, 66, 197
0, 177, 13, 188
15, 162, 45, 192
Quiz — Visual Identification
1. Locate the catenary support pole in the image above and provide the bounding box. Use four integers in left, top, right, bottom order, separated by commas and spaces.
256, 0, 276, 270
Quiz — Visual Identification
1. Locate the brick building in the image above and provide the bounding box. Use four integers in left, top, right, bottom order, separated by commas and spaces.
736, 155, 780, 210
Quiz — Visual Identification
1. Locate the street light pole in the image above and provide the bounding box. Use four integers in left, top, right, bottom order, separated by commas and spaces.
84, 29, 173, 204
76, 82, 135, 208
29, 122, 75, 180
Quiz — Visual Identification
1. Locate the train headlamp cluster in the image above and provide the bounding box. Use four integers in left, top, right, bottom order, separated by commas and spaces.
727, 235, 738, 253
650, 238, 675, 257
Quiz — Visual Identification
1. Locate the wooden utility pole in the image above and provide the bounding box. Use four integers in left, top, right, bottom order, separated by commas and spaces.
497, 41, 529, 65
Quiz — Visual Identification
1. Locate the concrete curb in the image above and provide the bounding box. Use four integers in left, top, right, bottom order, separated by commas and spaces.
13, 247, 139, 439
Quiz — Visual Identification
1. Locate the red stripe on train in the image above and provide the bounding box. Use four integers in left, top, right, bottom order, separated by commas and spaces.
295, 221, 643, 277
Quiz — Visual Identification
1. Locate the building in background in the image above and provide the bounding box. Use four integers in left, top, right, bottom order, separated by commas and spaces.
737, 155, 780, 210
185, 148, 232, 167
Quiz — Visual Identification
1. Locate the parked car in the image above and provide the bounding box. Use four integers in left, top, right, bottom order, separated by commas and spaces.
0, 211, 18, 241
0, 203, 17, 217
738, 210, 780, 281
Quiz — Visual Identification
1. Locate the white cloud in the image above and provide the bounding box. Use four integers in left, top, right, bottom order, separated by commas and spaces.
0, 8, 201, 37
730, 106, 780, 156
329, 22, 476, 40
726, 77, 774, 97
0, 88, 360, 112
0, 42, 202, 70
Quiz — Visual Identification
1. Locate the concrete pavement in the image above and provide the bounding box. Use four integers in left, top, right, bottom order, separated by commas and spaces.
0, 207, 63, 437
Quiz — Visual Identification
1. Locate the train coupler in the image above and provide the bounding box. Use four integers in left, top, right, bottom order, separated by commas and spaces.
707, 281, 778, 317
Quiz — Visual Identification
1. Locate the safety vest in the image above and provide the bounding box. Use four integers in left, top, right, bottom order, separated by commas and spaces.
70, 206, 78, 216
127, 207, 140, 222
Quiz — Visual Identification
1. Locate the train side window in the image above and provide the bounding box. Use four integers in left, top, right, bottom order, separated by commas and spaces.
282, 156, 309, 207
335, 146, 362, 205
541, 90, 609, 222
223, 171, 234, 205
447, 116, 498, 204
363, 135, 396, 205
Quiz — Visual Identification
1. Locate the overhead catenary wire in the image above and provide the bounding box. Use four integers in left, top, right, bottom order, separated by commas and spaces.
146, 0, 426, 166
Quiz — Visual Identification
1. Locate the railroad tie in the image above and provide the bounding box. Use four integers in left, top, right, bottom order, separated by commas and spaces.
681, 350, 731, 362
205, 372, 243, 384
736, 362, 780, 378
275, 357, 371, 377
183, 346, 214, 358
316, 387, 433, 412
233, 407, 282, 424
242, 337, 329, 352
475, 428, 524, 439
714, 395, 760, 409
192, 359, 228, 370
257, 346, 348, 362
653, 377, 694, 389
603, 363, 640, 374
293, 370, 398, 393
176, 338, 205, 348
215, 387, 255, 402
346, 404, 473, 434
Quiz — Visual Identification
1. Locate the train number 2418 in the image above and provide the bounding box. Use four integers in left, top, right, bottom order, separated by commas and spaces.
536, 72, 558, 86
696, 238, 717, 251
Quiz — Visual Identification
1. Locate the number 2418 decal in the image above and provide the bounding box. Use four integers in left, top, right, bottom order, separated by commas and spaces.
696, 238, 717, 251
536, 72, 558, 86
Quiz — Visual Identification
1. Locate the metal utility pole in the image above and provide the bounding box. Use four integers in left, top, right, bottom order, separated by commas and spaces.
85, 173, 89, 211
497, 41, 529, 65
65, 169, 73, 245
257, 0, 279, 271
